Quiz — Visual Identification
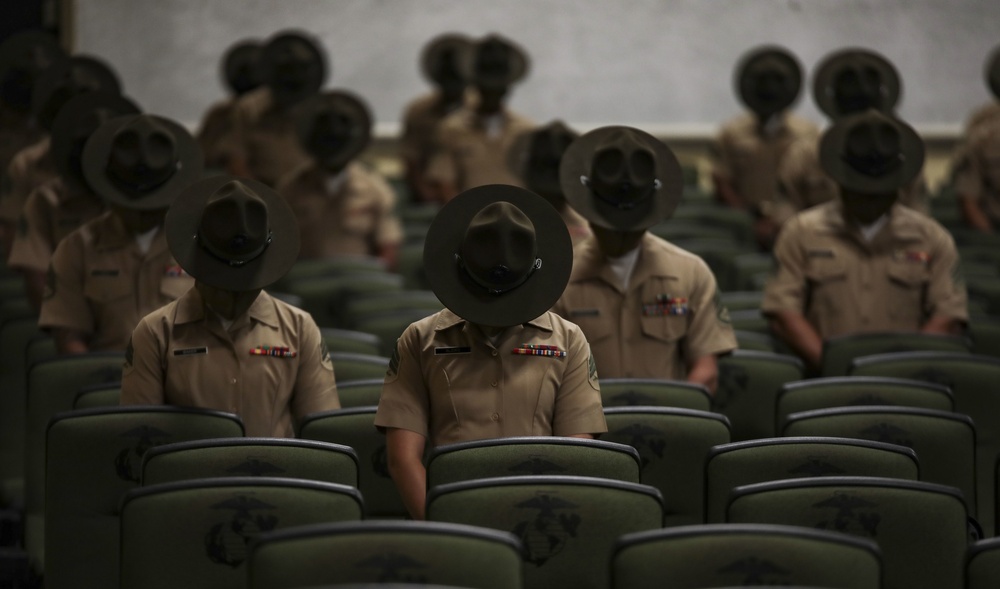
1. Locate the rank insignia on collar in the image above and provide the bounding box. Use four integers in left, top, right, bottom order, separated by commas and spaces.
642, 294, 688, 316
164, 264, 188, 277
250, 345, 297, 358
512, 344, 566, 358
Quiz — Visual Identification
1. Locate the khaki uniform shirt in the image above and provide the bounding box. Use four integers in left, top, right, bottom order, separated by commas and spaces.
0, 137, 56, 225
424, 107, 534, 195
762, 201, 968, 339
560, 204, 592, 246
772, 137, 928, 225
276, 161, 403, 259
400, 92, 461, 169
0, 107, 43, 188
713, 112, 819, 210
953, 120, 1000, 223
195, 98, 241, 173
374, 309, 607, 448
551, 234, 738, 380
231, 87, 311, 187
6, 177, 104, 271
38, 212, 193, 350
120, 289, 341, 437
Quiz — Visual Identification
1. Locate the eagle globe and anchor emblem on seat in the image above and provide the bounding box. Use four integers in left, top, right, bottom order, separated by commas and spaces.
510, 491, 582, 566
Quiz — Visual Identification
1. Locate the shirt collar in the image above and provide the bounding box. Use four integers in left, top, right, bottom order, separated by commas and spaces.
92, 211, 170, 256
432, 308, 554, 333
816, 200, 923, 243
573, 233, 679, 290
174, 288, 279, 329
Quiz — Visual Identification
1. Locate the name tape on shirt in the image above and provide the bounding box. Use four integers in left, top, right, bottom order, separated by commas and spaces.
174, 347, 208, 356
435, 346, 471, 355
512, 344, 566, 358
569, 309, 600, 317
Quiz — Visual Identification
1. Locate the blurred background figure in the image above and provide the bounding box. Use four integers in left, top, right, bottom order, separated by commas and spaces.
229, 30, 327, 187
39, 113, 202, 353
0, 31, 64, 174
0, 54, 119, 255
6, 91, 139, 308
277, 90, 402, 268
195, 39, 263, 174
424, 33, 534, 202
400, 33, 472, 204
712, 46, 817, 249
952, 46, 1000, 233
506, 119, 590, 245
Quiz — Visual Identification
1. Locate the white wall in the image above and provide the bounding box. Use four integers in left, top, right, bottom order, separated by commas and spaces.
73, 0, 1000, 134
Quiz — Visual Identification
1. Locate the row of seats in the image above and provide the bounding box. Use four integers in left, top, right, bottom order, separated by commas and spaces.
30, 406, 1000, 588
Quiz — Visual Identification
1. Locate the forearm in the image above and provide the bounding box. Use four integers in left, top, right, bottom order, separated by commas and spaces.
713, 173, 745, 209
686, 355, 719, 395
21, 268, 45, 311
921, 314, 964, 335
53, 327, 90, 355
768, 311, 823, 371
959, 197, 993, 232
386, 428, 428, 520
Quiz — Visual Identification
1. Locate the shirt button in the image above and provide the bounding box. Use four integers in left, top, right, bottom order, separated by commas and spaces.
230, 378, 237, 384
491, 380, 498, 387
491, 412, 500, 422
491, 350, 498, 357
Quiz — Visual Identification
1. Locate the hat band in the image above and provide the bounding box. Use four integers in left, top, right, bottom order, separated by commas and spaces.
195, 231, 273, 268
841, 152, 904, 178
455, 254, 542, 296
580, 176, 662, 210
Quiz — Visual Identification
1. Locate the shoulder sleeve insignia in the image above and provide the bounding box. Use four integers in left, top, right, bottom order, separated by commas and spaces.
713, 290, 731, 324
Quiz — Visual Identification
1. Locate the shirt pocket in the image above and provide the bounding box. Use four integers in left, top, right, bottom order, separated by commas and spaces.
83, 273, 131, 304
805, 258, 849, 316
886, 261, 929, 322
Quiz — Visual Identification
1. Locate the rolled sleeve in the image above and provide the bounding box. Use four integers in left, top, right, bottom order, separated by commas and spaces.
374, 325, 430, 438
291, 315, 341, 422
684, 264, 738, 360
38, 236, 94, 333
552, 327, 607, 436
926, 231, 969, 323
119, 318, 166, 406
761, 219, 808, 316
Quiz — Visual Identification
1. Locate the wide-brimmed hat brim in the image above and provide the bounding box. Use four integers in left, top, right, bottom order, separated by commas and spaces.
423, 184, 572, 327
505, 120, 576, 182
31, 55, 121, 128
294, 90, 372, 163
813, 48, 901, 120
459, 36, 530, 87
82, 114, 204, 210
421, 34, 474, 84
166, 176, 301, 291
49, 92, 141, 183
260, 31, 327, 95
819, 110, 924, 194
735, 46, 803, 114
986, 45, 1000, 100
559, 126, 683, 231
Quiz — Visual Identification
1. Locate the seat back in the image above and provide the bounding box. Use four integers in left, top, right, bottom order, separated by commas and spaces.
119, 477, 364, 589
274, 255, 388, 289
967, 537, 1000, 589
44, 407, 244, 589
775, 376, 953, 432
612, 523, 882, 589
283, 272, 404, 328
330, 352, 390, 383
72, 382, 122, 409
725, 477, 968, 589
849, 351, 1000, 535
598, 378, 711, 411
141, 438, 358, 487
821, 331, 971, 376
426, 437, 641, 488
782, 406, 978, 517
704, 436, 919, 523
343, 290, 441, 329
320, 328, 382, 356
299, 407, 405, 518
354, 309, 437, 357
426, 475, 663, 589
602, 407, 730, 527
0, 304, 40, 506
335, 378, 384, 408
247, 520, 524, 589
24, 352, 125, 570
715, 350, 805, 441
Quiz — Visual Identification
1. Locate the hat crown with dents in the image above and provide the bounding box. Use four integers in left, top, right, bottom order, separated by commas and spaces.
106, 116, 179, 197
421, 34, 472, 87
521, 121, 578, 196
813, 49, 901, 120
33, 56, 120, 131
819, 109, 924, 194
560, 126, 683, 231
736, 46, 802, 117
223, 41, 263, 96
586, 130, 659, 211
197, 181, 273, 268
463, 34, 528, 89
261, 31, 326, 103
296, 91, 372, 169
457, 201, 539, 295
